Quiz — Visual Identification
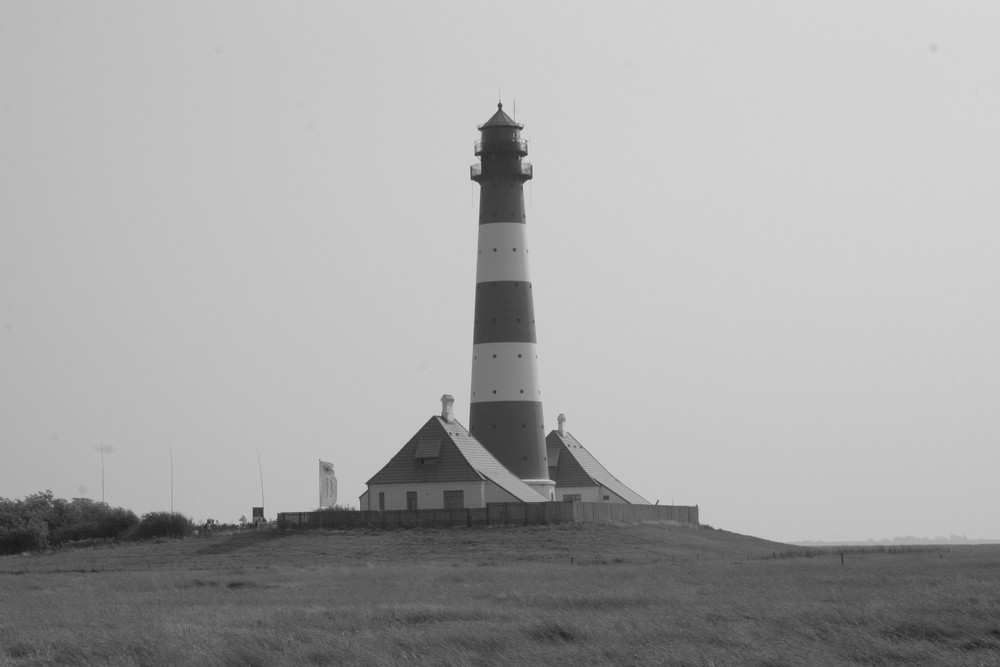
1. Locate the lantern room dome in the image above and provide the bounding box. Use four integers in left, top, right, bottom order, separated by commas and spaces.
478, 102, 523, 130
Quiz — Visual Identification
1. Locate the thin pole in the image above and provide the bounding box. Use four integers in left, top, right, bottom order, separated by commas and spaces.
169, 440, 174, 514
101, 442, 105, 504
95, 442, 114, 504
256, 448, 265, 509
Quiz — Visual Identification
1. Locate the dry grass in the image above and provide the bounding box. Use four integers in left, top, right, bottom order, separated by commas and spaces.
2, 523, 999, 665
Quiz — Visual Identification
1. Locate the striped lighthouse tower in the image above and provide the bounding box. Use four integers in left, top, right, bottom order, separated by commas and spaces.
469, 103, 554, 500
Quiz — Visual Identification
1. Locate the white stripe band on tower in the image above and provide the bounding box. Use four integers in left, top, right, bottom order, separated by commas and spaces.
470, 342, 541, 403
476, 222, 532, 284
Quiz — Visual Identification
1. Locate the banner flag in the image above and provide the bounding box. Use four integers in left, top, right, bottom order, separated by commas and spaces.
319, 460, 337, 508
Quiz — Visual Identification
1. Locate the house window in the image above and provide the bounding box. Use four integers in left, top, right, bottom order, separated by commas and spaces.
443, 490, 464, 509
406, 491, 418, 510
378, 492, 385, 511
563, 494, 581, 502
602, 495, 610, 501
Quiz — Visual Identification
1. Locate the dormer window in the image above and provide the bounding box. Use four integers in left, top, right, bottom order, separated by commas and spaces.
415, 437, 441, 465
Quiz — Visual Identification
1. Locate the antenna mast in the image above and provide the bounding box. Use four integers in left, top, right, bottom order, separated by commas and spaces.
169, 440, 174, 514
256, 448, 265, 508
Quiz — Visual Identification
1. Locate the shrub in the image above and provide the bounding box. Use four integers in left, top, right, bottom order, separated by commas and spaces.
0, 527, 45, 554
0, 493, 54, 554
49, 505, 138, 546
0, 492, 141, 553
125, 512, 195, 541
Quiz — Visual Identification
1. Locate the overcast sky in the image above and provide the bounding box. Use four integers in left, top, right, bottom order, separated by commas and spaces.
2, 2, 997, 543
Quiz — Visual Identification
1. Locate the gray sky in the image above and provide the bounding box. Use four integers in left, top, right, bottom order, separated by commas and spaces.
2, 2, 997, 543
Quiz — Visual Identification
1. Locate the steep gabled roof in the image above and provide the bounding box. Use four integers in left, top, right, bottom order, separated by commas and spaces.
368, 416, 548, 503
367, 417, 480, 485
546, 430, 650, 505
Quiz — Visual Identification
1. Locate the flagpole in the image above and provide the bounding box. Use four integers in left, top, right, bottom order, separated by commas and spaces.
169, 440, 174, 514
256, 448, 265, 510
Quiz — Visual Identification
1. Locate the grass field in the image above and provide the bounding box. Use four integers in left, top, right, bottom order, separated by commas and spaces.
2, 523, 999, 666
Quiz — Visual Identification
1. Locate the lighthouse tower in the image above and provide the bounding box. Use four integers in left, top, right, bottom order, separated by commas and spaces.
469, 103, 554, 500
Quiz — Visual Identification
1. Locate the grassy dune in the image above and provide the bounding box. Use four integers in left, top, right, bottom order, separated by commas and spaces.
2, 523, 999, 665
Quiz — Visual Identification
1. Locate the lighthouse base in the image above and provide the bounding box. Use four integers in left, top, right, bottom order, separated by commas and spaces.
522, 478, 556, 501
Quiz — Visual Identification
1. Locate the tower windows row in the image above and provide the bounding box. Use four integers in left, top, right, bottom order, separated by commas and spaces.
469, 423, 546, 432
472, 353, 538, 360
473, 319, 535, 325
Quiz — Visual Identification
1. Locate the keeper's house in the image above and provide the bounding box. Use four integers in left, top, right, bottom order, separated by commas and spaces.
361, 396, 548, 511
361, 397, 650, 511
546, 414, 649, 504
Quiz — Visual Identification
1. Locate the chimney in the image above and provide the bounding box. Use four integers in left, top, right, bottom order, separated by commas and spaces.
441, 394, 455, 423
557, 413, 566, 436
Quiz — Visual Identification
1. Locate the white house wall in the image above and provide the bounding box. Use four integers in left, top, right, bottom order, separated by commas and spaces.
365, 479, 535, 509
367, 481, 487, 510
556, 486, 599, 502
556, 486, 629, 504
484, 481, 522, 504
603, 488, 628, 504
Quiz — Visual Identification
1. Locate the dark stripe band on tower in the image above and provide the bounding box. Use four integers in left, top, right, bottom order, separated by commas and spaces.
473, 281, 537, 344
468, 402, 546, 476
477, 177, 527, 224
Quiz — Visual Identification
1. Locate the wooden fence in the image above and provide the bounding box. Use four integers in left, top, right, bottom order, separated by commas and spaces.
277, 502, 698, 531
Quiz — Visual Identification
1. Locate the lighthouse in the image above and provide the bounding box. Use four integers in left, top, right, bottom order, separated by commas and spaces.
361, 102, 659, 514
469, 103, 554, 500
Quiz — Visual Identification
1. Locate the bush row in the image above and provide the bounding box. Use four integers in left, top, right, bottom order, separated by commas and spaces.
0, 491, 195, 555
